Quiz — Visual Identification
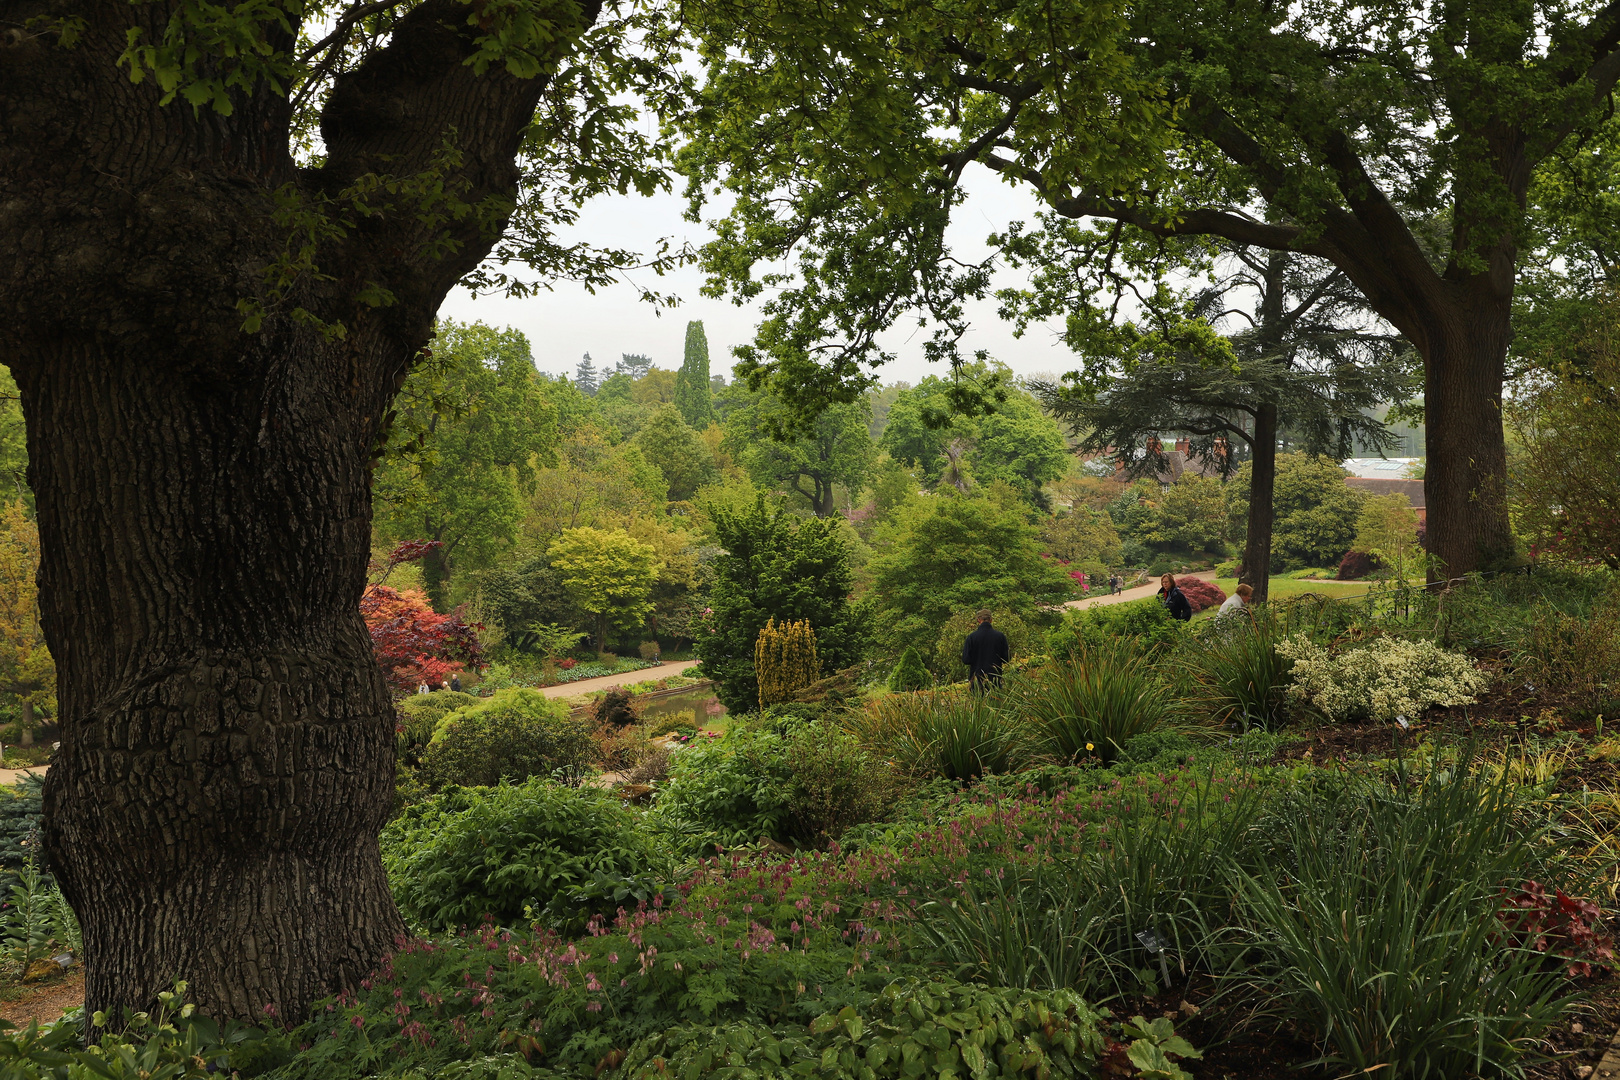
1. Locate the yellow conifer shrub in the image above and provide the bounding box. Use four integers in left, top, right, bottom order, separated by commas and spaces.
755, 618, 821, 707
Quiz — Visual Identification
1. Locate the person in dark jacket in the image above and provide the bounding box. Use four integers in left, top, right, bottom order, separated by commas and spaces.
961, 609, 1011, 690
1157, 573, 1193, 621
450, 673, 462, 693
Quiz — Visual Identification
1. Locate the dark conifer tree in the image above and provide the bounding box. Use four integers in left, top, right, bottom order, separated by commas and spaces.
1033, 246, 1413, 601
575, 353, 600, 396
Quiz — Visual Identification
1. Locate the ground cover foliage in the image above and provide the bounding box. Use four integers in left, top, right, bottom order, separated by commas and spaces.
1, 569, 1618, 1077
138, 562, 1613, 1079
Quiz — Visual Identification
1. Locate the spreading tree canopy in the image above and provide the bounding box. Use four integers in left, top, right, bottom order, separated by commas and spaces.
373, 321, 559, 608
547, 526, 663, 652
677, 0, 1620, 578
880, 370, 1069, 509
722, 384, 875, 518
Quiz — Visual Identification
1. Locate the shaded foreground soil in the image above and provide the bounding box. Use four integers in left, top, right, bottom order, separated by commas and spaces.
0, 967, 83, 1028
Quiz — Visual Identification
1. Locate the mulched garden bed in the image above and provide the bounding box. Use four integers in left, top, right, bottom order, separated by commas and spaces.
1266, 653, 1613, 769
1114, 975, 1326, 1079
1528, 976, 1620, 1079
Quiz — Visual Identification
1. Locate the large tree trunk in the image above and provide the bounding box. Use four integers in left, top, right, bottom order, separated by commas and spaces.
1241, 402, 1278, 604
22, 331, 406, 1022
1, 0, 594, 1022
1421, 291, 1516, 580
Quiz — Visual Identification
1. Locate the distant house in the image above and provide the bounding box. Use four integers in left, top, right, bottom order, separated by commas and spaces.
1114, 438, 1228, 485
1345, 477, 1426, 523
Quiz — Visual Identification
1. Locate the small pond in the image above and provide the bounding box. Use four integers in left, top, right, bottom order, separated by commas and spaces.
637, 686, 728, 727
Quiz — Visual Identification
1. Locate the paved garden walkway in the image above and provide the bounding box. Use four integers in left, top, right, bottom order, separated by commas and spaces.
1063, 570, 1218, 610
537, 659, 702, 699
0, 764, 46, 787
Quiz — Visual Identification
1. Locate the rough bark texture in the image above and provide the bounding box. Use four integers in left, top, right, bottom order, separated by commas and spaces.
1241, 403, 1278, 604
0, 0, 594, 1022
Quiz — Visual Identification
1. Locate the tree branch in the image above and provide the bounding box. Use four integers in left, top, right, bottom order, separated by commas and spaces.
313, 0, 602, 319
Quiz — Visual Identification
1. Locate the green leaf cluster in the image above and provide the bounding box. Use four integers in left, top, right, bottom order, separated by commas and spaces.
375, 322, 561, 606
383, 777, 672, 932
547, 527, 663, 651
880, 372, 1068, 510
0, 982, 285, 1078
616, 979, 1110, 1080
722, 387, 875, 519
1225, 455, 1366, 571
865, 495, 1073, 656
416, 688, 594, 792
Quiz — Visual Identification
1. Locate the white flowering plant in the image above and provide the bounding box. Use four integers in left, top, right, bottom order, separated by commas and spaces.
1275, 634, 1489, 724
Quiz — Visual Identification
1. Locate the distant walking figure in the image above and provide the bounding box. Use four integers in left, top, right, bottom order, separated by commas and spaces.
1158, 574, 1193, 622
450, 673, 463, 693
1109, 573, 1121, 595
961, 609, 1011, 691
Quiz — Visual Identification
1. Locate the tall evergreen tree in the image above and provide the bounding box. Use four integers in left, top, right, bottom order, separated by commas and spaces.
696, 496, 867, 713
617, 354, 653, 380
1030, 245, 1412, 600
676, 320, 716, 428
575, 354, 600, 397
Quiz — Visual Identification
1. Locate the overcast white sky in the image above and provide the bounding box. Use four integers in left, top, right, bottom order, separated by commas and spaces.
439, 167, 1082, 387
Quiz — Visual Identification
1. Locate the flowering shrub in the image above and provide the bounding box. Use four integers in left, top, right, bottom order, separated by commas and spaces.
272, 859, 914, 1080
1274, 634, 1487, 723
1499, 880, 1616, 978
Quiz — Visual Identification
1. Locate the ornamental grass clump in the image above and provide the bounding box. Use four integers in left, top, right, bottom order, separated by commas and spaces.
850, 691, 1026, 780
1003, 639, 1177, 763
912, 769, 1265, 1002
1275, 633, 1486, 723
1182, 609, 1294, 731
1232, 769, 1580, 1077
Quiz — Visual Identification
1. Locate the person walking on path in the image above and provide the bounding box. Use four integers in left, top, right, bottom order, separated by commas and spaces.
1108, 573, 1121, 595
450, 673, 463, 693
961, 609, 1011, 691
1157, 574, 1193, 622
1216, 582, 1252, 619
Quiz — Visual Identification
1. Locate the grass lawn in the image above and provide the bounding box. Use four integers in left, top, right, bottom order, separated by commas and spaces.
1214, 575, 1373, 599
1192, 576, 1374, 621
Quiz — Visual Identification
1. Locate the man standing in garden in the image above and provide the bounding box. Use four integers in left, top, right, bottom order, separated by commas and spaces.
961, 609, 1011, 691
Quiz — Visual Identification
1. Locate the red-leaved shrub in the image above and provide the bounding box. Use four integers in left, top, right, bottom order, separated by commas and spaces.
360, 585, 483, 692
1499, 880, 1615, 977
1175, 577, 1227, 613
1337, 550, 1381, 580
